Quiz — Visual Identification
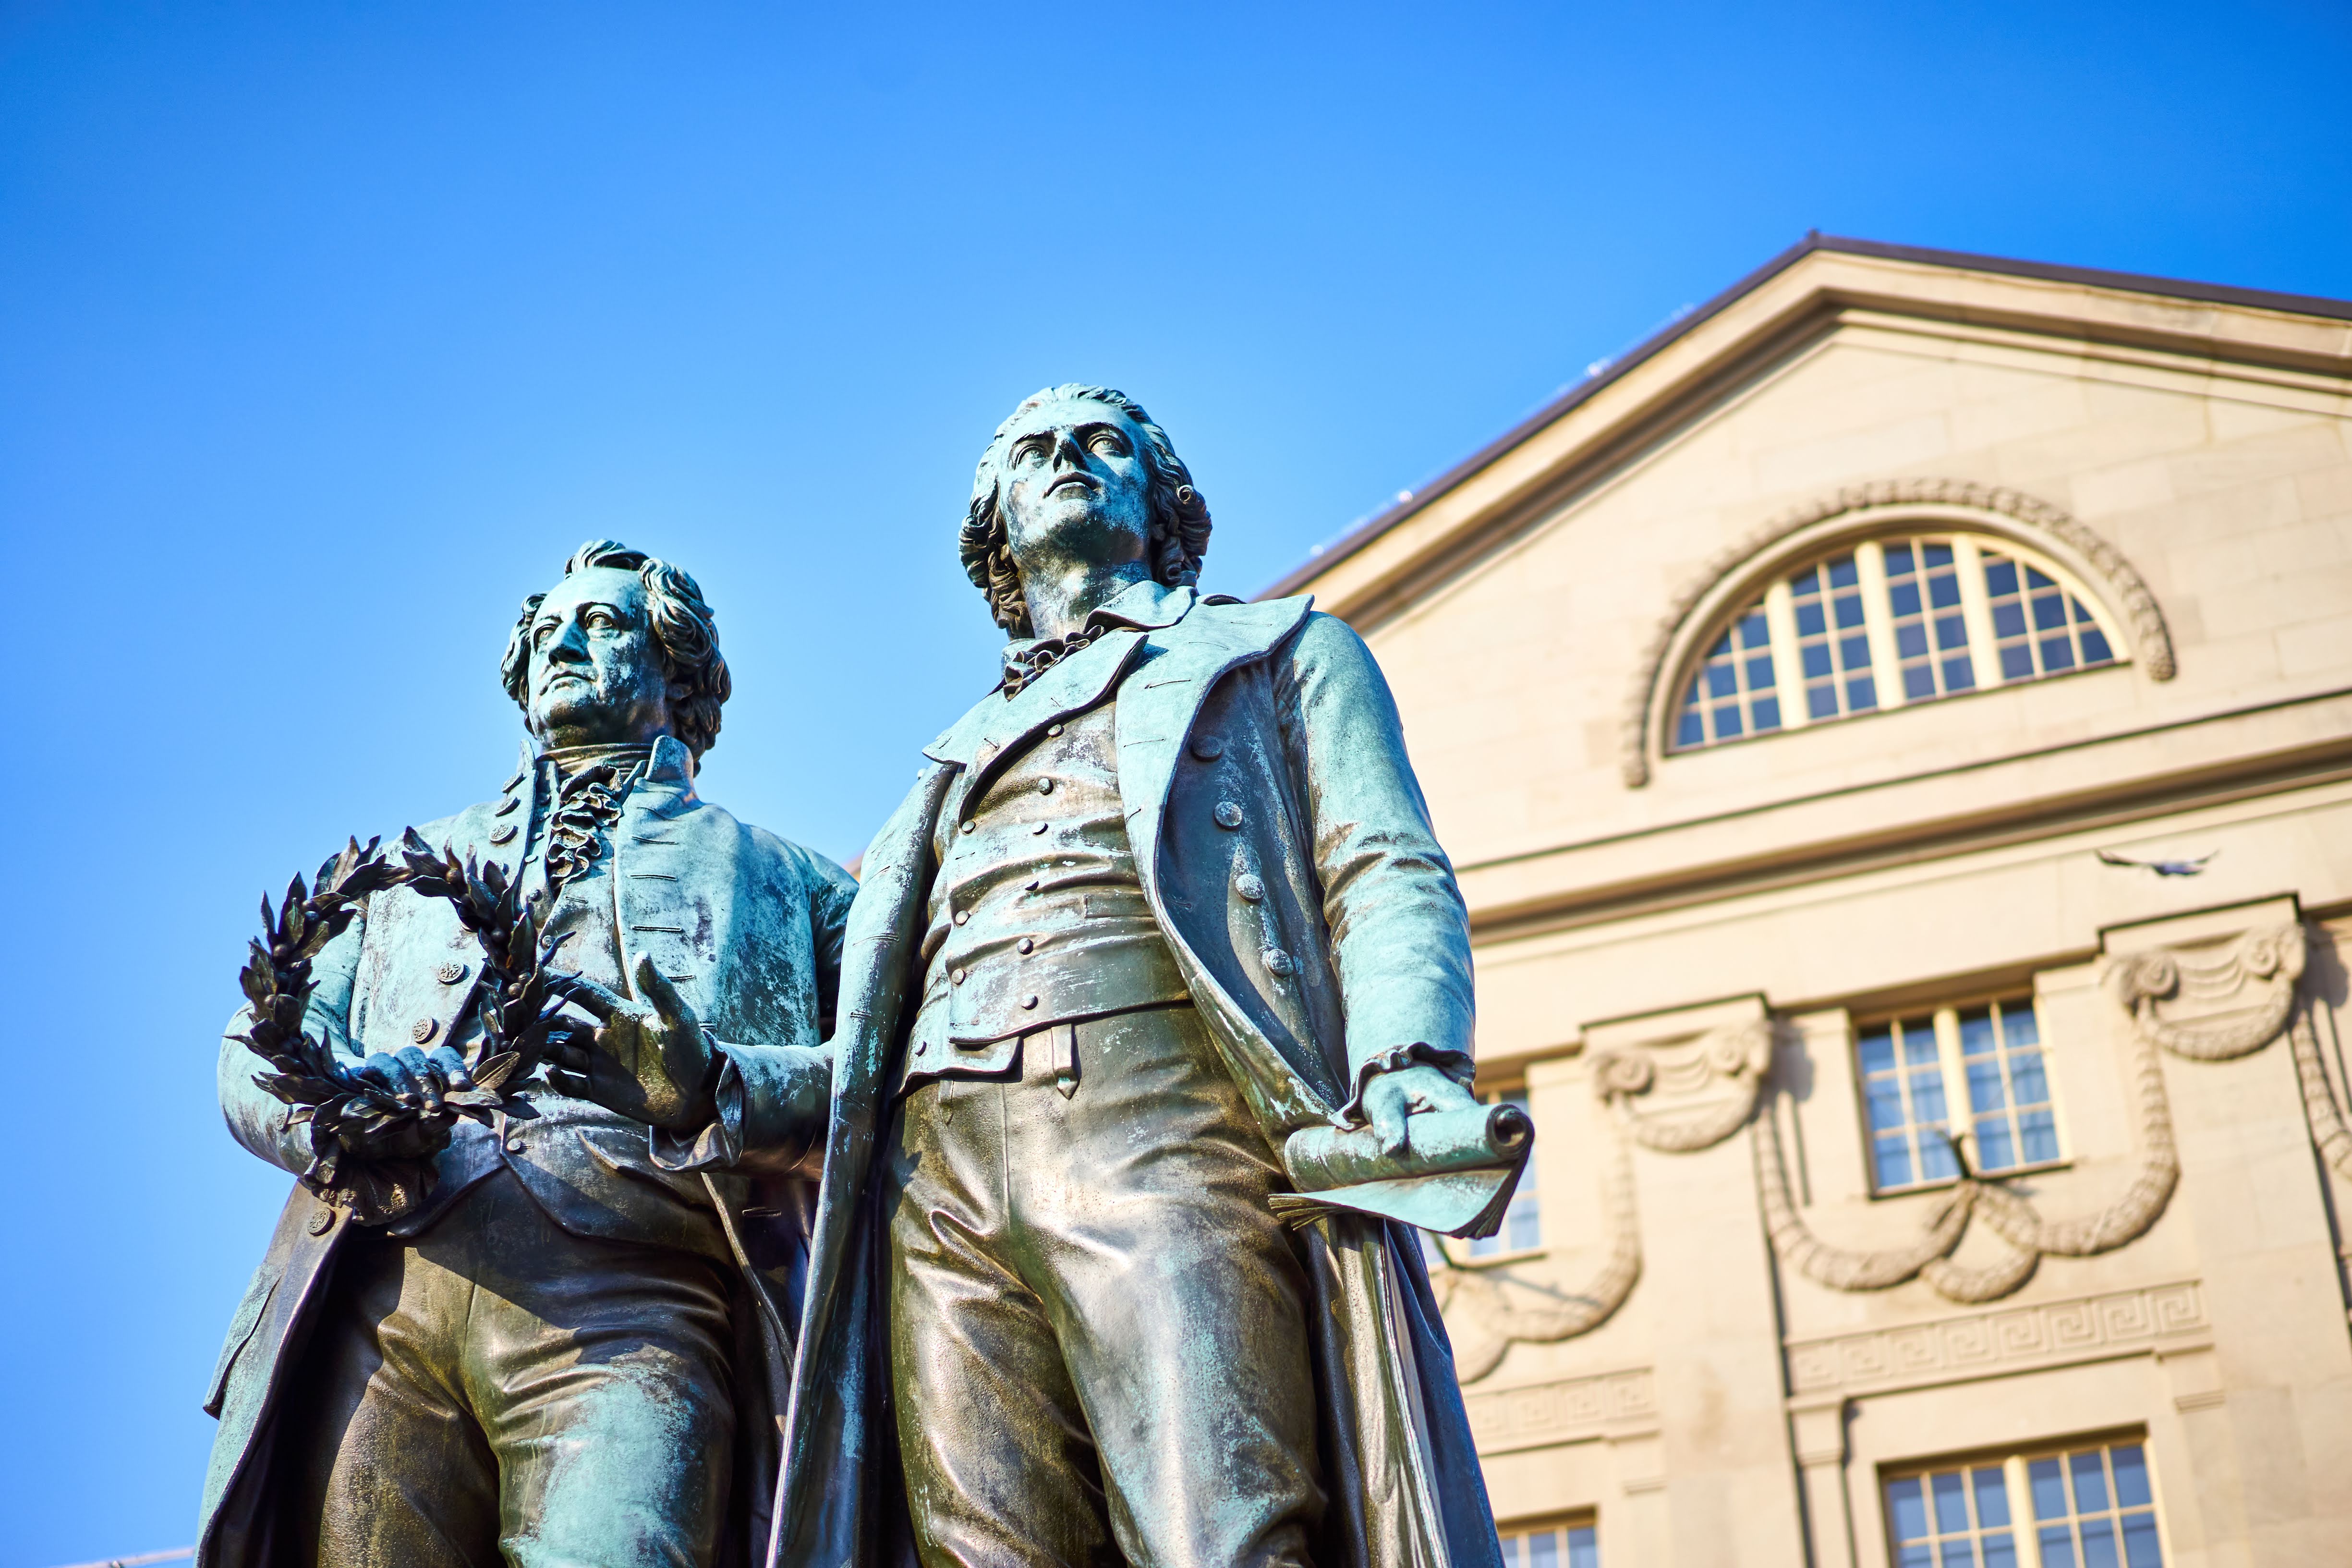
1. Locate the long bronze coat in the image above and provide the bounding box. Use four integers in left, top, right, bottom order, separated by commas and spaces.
755, 583, 1500, 1568
199, 739, 856, 1568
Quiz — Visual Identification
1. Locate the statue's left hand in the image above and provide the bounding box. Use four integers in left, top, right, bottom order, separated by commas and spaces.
543, 957, 720, 1131
1362, 1062, 1481, 1158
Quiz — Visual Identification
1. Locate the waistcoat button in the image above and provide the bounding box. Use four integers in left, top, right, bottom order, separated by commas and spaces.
960, 820, 977, 835
489, 824, 519, 845
1047, 723, 1064, 737
411, 1018, 439, 1045
1236, 874, 1266, 902
1017, 936, 1035, 954
952, 968, 967, 985
506, 1136, 526, 1154
436, 961, 468, 985
1191, 734, 1225, 760
1262, 948, 1296, 977
1214, 802, 1244, 829
307, 1205, 336, 1236
953, 910, 969, 926
1031, 821, 1049, 835
495, 797, 521, 817
1021, 994, 1040, 1009
1037, 777, 1054, 794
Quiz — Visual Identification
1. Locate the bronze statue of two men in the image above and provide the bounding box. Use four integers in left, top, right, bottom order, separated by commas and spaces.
200, 386, 1517, 1568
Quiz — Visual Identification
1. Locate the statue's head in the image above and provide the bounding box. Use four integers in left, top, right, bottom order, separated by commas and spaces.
498, 540, 731, 761
960, 384, 1212, 637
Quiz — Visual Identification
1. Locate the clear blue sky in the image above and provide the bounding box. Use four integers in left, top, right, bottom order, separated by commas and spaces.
2, 2, 2343, 1560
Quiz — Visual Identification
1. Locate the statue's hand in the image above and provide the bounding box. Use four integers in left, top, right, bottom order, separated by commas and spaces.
341, 1045, 476, 1160
1362, 1061, 1481, 1159
543, 957, 719, 1131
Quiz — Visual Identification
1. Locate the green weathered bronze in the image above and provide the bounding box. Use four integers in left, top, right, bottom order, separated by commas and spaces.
673, 386, 1520, 1568
198, 541, 855, 1568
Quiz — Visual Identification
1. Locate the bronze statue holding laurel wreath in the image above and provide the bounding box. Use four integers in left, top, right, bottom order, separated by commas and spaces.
197, 541, 856, 1568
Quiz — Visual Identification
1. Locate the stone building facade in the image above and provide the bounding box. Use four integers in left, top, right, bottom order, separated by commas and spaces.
1271, 237, 2352, 1568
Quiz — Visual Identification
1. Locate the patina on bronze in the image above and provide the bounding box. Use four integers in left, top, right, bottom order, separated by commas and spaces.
198, 541, 856, 1568
665, 386, 1519, 1568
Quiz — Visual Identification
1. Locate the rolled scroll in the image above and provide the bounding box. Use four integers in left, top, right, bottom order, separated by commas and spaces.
1272, 1102, 1535, 1239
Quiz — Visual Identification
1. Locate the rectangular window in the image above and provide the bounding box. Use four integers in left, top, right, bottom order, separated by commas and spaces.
1498, 1519, 1599, 1568
1859, 998, 2060, 1192
1466, 1090, 1540, 1258
1885, 1441, 2163, 1568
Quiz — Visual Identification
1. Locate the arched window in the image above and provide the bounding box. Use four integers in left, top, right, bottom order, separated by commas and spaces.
1670, 534, 2123, 753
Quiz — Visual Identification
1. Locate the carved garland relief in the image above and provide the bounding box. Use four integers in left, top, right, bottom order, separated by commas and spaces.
1431, 922, 2339, 1385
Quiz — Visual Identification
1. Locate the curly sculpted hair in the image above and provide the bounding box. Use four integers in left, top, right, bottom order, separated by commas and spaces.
499, 539, 732, 761
959, 384, 1213, 637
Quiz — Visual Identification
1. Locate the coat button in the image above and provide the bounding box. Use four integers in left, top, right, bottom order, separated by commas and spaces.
437, 961, 468, 985
1021, 994, 1040, 1009
1017, 936, 1035, 954
506, 1136, 526, 1154
960, 820, 977, 835
306, 1205, 336, 1236
495, 797, 521, 817
1191, 734, 1225, 760
1047, 723, 1064, 737
1214, 802, 1244, 829
411, 1018, 439, 1045
953, 910, 970, 926
1036, 777, 1054, 794
490, 824, 519, 845
1262, 948, 1296, 977
1236, 873, 1266, 903
1031, 822, 1048, 835
952, 968, 967, 985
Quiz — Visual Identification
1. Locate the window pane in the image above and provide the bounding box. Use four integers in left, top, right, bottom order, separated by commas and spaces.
1983, 1532, 2018, 1568
2040, 1526, 2079, 1568
1859, 1028, 1896, 1074
1566, 1527, 1600, 1568
1888, 1477, 1929, 1542
2080, 1519, 2119, 1568
1528, 1530, 1559, 1568
1975, 1117, 2017, 1171
1932, 1471, 1970, 1532
2002, 1007, 2040, 1048
1497, 1537, 1520, 1568
2070, 1452, 2110, 1513
2030, 1460, 2068, 1520
1986, 558, 2018, 595
1968, 1058, 2007, 1113
1910, 1069, 1948, 1123
1753, 695, 1782, 731
1971, 1468, 2011, 1528
2120, 1513, 2162, 1568
1848, 674, 1877, 710
1943, 654, 1975, 692
2019, 1110, 2060, 1164
1919, 1133, 1961, 1182
1797, 598, 1827, 637
1904, 664, 1937, 700
2081, 626, 2114, 665
1876, 1137, 1915, 1189
1940, 1543, 1973, 1568
2111, 1446, 2151, 1508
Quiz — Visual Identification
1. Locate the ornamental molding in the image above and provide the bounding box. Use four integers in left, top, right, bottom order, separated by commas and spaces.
1431, 1008, 1765, 1383
2110, 923, 2306, 1062
1462, 1366, 1658, 1456
1619, 477, 2177, 788
1783, 1280, 2208, 1398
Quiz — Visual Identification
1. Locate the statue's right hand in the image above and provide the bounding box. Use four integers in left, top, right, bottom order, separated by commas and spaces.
338, 1046, 476, 1161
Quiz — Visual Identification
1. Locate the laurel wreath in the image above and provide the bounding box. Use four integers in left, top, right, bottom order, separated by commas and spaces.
235, 830, 583, 1223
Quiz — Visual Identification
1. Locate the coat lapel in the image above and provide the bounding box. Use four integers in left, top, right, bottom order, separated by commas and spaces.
1116, 596, 1314, 909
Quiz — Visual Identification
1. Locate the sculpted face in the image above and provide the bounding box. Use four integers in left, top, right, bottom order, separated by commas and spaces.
997, 397, 1154, 576
523, 565, 675, 749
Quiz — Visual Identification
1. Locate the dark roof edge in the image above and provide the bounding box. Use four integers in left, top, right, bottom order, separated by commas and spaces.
1263, 233, 2352, 600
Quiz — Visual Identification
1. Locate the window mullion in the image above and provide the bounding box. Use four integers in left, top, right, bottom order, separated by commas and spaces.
2007, 1456, 2046, 1568
1855, 540, 1908, 709
1953, 535, 2005, 688
1933, 1006, 1967, 1175
1762, 579, 1811, 730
